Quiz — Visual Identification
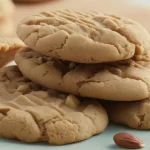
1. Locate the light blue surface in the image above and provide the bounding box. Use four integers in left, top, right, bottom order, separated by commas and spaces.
136, 0, 150, 3
131, 0, 150, 5
0, 123, 149, 150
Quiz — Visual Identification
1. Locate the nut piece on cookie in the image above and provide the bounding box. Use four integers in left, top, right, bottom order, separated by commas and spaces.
16, 85, 30, 94
17, 10, 150, 63
65, 94, 80, 109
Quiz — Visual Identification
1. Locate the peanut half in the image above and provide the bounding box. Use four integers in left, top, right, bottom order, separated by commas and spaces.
65, 94, 80, 109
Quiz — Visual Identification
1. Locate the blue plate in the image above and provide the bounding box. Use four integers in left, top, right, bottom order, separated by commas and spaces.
0, 123, 149, 150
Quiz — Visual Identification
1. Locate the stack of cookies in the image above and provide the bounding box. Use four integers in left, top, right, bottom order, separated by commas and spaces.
0, 0, 15, 36
0, 11, 110, 145
1, 10, 150, 145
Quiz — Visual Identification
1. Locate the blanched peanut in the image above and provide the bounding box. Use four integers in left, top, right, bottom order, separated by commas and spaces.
16, 84, 30, 94
65, 94, 80, 109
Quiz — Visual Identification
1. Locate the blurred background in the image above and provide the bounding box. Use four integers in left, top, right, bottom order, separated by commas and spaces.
1, 0, 150, 37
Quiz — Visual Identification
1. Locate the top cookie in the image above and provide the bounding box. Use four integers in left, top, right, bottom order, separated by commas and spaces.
17, 10, 150, 63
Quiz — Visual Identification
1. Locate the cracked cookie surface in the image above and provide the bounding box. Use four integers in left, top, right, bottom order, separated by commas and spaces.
15, 47, 150, 101
0, 38, 24, 67
17, 10, 150, 63
0, 65, 108, 145
103, 98, 150, 129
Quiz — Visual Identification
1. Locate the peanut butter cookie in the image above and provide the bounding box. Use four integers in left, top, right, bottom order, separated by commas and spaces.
17, 10, 150, 63
103, 98, 150, 129
15, 48, 150, 101
0, 65, 108, 144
